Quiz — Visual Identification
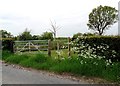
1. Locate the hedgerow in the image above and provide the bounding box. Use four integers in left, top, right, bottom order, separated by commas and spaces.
73, 36, 120, 62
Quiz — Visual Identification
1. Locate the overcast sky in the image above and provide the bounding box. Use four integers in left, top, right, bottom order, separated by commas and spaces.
0, 0, 119, 37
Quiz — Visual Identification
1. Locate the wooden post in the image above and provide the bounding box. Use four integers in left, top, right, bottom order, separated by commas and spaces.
29, 41, 31, 52
57, 42, 59, 51
48, 39, 51, 57
68, 37, 71, 57
57, 41, 60, 58
10, 40, 14, 53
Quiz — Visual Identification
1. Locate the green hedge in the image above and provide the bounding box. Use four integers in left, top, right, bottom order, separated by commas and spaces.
74, 36, 120, 62
2, 39, 14, 52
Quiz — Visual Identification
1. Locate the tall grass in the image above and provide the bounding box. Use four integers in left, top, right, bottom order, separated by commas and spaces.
2, 51, 120, 83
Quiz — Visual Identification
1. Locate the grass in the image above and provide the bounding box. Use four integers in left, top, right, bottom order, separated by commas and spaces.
2, 50, 120, 84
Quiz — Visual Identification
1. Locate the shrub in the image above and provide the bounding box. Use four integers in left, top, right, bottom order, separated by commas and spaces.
73, 36, 120, 62
2, 40, 14, 52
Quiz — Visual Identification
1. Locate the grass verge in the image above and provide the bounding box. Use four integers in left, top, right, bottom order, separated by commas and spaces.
2, 50, 120, 84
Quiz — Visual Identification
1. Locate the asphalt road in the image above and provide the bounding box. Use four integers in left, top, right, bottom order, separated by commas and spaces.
2, 63, 87, 84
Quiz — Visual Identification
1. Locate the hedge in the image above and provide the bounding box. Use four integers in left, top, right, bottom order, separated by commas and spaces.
2, 38, 14, 53
74, 36, 120, 62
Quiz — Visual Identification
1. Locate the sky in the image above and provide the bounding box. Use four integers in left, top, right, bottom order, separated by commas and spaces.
0, 0, 120, 37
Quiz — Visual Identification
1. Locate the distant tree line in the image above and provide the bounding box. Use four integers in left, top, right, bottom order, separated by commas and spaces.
1, 5, 118, 41
17, 28, 53, 41
0, 29, 53, 41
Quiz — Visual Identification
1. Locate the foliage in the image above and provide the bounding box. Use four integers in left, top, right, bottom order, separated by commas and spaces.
2, 51, 120, 83
72, 33, 83, 41
0, 30, 14, 51
51, 40, 68, 50
32, 35, 40, 40
73, 36, 120, 62
2, 40, 14, 52
18, 28, 32, 40
72, 32, 97, 41
40, 31, 53, 40
83, 32, 97, 36
0, 30, 13, 38
87, 5, 118, 35
55, 37, 68, 41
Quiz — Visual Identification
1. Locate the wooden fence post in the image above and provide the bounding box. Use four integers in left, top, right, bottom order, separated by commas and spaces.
48, 39, 51, 57
10, 40, 14, 53
57, 41, 60, 58
57, 42, 60, 51
68, 37, 71, 57
28, 41, 31, 52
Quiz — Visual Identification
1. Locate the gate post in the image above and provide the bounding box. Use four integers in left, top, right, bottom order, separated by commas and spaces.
10, 40, 14, 53
29, 41, 31, 52
68, 37, 71, 57
48, 39, 51, 57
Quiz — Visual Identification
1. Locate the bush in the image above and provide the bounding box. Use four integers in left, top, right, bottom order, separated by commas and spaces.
73, 36, 120, 62
2, 40, 14, 52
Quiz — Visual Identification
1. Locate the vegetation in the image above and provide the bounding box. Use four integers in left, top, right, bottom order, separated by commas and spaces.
0, 30, 13, 38
1, 5, 120, 84
0, 30, 14, 51
72, 32, 97, 41
73, 36, 120, 62
40, 31, 53, 41
18, 28, 33, 40
87, 5, 118, 35
2, 51, 120, 83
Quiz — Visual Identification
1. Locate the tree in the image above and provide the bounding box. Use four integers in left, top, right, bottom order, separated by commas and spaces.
32, 35, 39, 40
87, 5, 118, 35
40, 32, 53, 40
50, 20, 60, 40
18, 28, 32, 40
72, 33, 83, 41
0, 30, 13, 38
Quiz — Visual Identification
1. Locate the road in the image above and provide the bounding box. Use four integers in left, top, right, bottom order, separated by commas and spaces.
2, 63, 87, 84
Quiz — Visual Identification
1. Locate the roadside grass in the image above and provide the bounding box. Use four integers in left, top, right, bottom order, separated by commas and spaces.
2, 50, 120, 83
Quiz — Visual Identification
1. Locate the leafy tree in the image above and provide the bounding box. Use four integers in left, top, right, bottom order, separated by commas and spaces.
32, 35, 39, 40
0, 30, 13, 38
87, 5, 118, 35
18, 28, 32, 40
40, 32, 53, 40
72, 33, 83, 40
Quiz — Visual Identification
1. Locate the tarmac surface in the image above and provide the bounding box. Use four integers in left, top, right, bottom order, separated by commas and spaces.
2, 62, 87, 84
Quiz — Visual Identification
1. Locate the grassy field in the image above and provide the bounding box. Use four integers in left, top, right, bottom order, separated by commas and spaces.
2, 50, 120, 84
